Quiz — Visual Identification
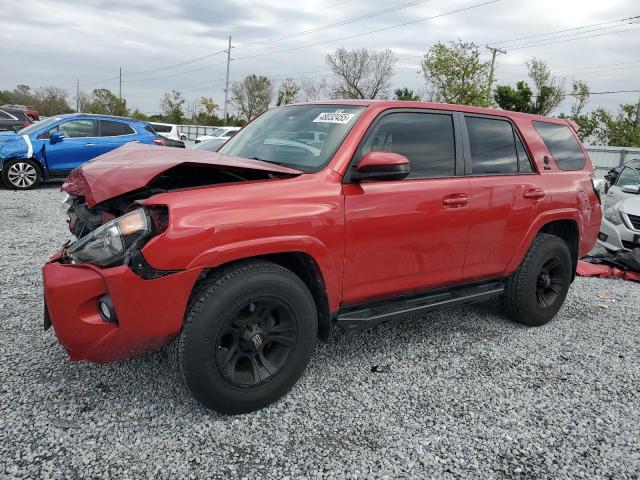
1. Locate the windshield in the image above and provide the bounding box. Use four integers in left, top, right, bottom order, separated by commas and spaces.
219, 105, 365, 172
19, 116, 63, 136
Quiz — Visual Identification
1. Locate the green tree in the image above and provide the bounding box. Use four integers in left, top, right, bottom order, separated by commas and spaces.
130, 109, 150, 121
494, 81, 534, 113
421, 40, 490, 106
276, 78, 301, 106
326, 48, 397, 99
160, 90, 186, 124
494, 59, 566, 115
231, 75, 274, 122
394, 88, 420, 101
85, 88, 128, 116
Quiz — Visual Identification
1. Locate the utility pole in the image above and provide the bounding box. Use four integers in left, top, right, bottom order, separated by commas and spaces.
76, 79, 80, 113
119, 67, 122, 100
486, 45, 506, 104
634, 95, 640, 130
223, 36, 232, 126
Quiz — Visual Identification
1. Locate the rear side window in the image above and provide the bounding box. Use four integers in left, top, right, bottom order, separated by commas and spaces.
150, 124, 172, 133
360, 112, 456, 179
466, 116, 518, 175
0, 110, 15, 120
533, 121, 586, 170
145, 125, 157, 134
100, 120, 135, 136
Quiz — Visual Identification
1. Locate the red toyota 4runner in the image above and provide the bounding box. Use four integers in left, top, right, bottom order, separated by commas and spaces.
43, 101, 602, 414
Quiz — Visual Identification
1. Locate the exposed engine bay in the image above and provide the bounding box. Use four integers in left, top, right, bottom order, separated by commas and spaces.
65, 162, 288, 238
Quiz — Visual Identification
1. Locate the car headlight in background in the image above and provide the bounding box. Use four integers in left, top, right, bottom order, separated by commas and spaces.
603, 203, 623, 226
67, 208, 163, 267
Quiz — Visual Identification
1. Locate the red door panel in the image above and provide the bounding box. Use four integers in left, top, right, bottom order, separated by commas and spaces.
342, 178, 471, 304
463, 176, 549, 281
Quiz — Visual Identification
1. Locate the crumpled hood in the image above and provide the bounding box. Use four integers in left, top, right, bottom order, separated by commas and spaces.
0, 133, 30, 161
62, 142, 303, 207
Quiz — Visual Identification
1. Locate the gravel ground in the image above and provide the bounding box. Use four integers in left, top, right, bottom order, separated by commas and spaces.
1, 184, 639, 480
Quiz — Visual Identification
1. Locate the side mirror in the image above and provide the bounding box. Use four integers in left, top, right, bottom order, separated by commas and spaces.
50, 131, 65, 144
351, 151, 410, 182
621, 184, 640, 194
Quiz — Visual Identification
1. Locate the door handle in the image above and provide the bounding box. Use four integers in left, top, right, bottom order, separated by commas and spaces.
523, 188, 545, 199
84, 143, 96, 147
443, 194, 469, 207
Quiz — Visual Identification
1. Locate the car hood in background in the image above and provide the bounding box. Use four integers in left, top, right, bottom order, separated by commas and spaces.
0, 133, 30, 160
619, 196, 640, 215
62, 142, 303, 207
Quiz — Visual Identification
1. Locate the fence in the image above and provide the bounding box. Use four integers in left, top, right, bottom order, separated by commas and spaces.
178, 124, 221, 141
586, 146, 640, 178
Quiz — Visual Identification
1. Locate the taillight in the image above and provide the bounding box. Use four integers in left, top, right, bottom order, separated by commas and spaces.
152, 138, 165, 146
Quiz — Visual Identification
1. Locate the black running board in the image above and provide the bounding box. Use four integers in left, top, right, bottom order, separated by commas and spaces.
336, 280, 504, 332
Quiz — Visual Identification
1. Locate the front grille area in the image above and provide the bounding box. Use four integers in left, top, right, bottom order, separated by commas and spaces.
627, 213, 640, 230
622, 240, 639, 250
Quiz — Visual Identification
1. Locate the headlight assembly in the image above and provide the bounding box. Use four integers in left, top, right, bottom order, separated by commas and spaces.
603, 203, 623, 226
67, 208, 160, 267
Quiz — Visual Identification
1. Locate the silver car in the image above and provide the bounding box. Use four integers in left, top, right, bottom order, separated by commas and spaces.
599, 161, 640, 252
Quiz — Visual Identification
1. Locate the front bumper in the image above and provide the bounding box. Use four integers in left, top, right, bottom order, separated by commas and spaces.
43, 254, 202, 363
597, 216, 640, 252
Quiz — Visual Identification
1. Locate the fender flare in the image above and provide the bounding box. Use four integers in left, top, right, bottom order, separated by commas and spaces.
505, 209, 582, 274
187, 235, 342, 311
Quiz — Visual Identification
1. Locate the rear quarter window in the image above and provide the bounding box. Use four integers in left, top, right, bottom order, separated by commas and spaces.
533, 121, 586, 171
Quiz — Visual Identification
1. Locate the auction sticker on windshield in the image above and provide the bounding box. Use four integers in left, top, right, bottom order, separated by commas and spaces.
313, 112, 356, 124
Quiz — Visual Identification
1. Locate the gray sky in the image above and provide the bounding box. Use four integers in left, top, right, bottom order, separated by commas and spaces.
1, 0, 638, 116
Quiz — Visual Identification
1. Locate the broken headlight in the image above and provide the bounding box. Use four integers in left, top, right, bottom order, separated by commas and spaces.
603, 203, 623, 226
67, 208, 156, 267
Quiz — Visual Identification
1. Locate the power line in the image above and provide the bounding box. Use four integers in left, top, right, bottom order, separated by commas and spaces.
123, 50, 226, 77
232, 0, 356, 38
122, 60, 227, 83
232, 1, 501, 62
490, 15, 639, 46
234, 0, 433, 50
500, 24, 640, 50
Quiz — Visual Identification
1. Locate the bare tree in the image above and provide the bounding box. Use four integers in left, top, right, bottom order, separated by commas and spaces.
231, 75, 274, 121
185, 99, 201, 121
326, 48, 397, 99
276, 78, 301, 106
299, 77, 329, 101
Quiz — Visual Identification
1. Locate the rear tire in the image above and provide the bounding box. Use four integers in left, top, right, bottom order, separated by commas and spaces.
500, 234, 572, 327
171, 261, 317, 414
1, 159, 42, 190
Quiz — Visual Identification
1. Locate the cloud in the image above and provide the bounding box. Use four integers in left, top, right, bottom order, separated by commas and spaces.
1, 0, 638, 115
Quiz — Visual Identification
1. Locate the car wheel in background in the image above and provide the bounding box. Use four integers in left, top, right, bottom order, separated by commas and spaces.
1, 159, 42, 190
180, 135, 187, 141
500, 233, 572, 327
170, 260, 317, 414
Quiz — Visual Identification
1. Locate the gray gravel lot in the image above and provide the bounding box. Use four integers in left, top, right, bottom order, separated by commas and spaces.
1, 184, 639, 479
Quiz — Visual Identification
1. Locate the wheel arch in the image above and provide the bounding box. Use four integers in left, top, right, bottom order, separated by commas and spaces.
506, 210, 581, 279
188, 252, 334, 341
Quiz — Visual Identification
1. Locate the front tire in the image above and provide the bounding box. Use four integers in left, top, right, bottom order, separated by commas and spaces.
1, 159, 42, 190
172, 261, 317, 414
500, 234, 573, 326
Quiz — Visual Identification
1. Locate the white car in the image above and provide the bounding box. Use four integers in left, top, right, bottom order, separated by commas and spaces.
149, 123, 185, 141
598, 160, 640, 252
195, 127, 240, 144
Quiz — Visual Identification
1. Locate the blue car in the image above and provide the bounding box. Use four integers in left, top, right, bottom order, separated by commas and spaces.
0, 114, 159, 189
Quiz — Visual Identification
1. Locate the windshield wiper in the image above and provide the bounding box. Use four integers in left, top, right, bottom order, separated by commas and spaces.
248, 156, 288, 167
